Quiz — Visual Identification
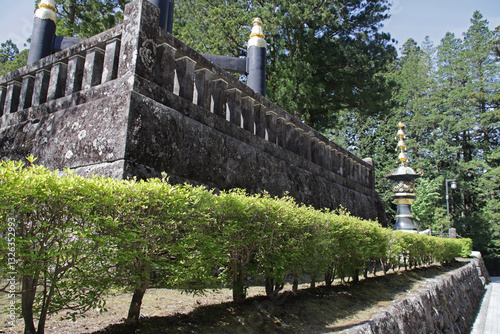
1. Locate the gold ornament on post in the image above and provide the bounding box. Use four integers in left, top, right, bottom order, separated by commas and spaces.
248, 18, 266, 48
395, 122, 408, 166
35, 0, 58, 23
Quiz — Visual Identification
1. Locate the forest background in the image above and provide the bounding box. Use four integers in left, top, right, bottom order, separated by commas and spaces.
1, 0, 499, 274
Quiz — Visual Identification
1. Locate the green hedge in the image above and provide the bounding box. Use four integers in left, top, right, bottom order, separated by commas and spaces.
0, 159, 472, 331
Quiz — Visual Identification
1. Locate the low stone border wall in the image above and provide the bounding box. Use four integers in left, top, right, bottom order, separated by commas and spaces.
348, 254, 489, 334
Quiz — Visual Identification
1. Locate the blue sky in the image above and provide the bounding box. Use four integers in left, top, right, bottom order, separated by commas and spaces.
1, 0, 499, 53
382, 0, 500, 52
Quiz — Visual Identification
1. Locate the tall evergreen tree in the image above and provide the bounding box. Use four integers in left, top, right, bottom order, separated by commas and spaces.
54, 0, 129, 38
175, 0, 397, 131
478, 148, 500, 274
0, 39, 28, 75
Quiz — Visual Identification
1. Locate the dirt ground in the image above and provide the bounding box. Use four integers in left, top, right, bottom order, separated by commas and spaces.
1, 261, 466, 334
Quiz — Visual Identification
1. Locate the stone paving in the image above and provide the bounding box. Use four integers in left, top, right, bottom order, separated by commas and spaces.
472, 277, 500, 334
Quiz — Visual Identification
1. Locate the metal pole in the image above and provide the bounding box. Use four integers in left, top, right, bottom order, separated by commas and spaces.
446, 179, 450, 218
445, 179, 456, 231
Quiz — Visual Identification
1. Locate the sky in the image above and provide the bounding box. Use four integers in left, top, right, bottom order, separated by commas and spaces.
0, 0, 499, 53
382, 0, 500, 52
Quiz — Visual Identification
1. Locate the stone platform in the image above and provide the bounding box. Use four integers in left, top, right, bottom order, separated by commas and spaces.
0, 0, 386, 223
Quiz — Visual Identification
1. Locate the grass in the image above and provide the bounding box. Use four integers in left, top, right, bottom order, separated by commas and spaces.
1, 261, 466, 334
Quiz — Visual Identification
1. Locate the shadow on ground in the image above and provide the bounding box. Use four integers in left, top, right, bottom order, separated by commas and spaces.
92, 261, 465, 334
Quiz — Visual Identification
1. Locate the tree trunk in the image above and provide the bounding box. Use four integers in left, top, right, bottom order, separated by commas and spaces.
126, 282, 148, 324
380, 260, 386, 274
21, 275, 37, 334
363, 265, 369, 279
232, 267, 246, 303
292, 273, 299, 293
325, 264, 334, 287
37, 275, 58, 334
265, 277, 284, 298
352, 269, 359, 284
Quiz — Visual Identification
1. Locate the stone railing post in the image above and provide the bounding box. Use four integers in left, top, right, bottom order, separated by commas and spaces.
194, 68, 213, 109
294, 129, 304, 158
265, 111, 277, 144
283, 122, 297, 153
18, 75, 35, 111
82, 47, 105, 90
4, 81, 21, 115
32, 69, 50, 107
227, 88, 242, 127
363, 157, 375, 188
329, 148, 337, 173
346, 158, 352, 180
155, 43, 176, 91
118, 0, 160, 82
0, 86, 6, 116
293, 128, 304, 157
102, 38, 121, 83
276, 117, 285, 147
65, 55, 85, 96
241, 97, 255, 133
47, 62, 68, 101
175, 56, 196, 102
254, 104, 267, 139
338, 154, 344, 176
323, 146, 331, 171
317, 141, 325, 167
211, 78, 228, 119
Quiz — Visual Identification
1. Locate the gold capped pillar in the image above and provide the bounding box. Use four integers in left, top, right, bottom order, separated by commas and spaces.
247, 18, 266, 96
385, 122, 422, 232
28, 0, 58, 64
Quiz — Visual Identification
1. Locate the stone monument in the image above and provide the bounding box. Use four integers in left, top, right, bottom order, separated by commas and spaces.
0, 0, 387, 224
386, 122, 422, 231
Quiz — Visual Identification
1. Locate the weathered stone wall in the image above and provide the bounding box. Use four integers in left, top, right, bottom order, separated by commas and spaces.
347, 255, 489, 334
0, 0, 386, 223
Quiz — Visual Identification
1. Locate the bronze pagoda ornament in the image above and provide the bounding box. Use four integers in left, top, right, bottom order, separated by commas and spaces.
386, 122, 422, 232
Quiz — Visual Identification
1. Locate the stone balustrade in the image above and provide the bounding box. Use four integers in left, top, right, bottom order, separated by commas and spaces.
0, 26, 122, 128
150, 28, 375, 190
0, 0, 374, 191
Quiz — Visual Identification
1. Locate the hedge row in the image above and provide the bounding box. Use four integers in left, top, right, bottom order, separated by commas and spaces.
0, 159, 471, 331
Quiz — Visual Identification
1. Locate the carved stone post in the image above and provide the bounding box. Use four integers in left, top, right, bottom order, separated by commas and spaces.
241, 97, 255, 134
31, 69, 50, 107
254, 104, 267, 139
211, 79, 228, 119
102, 38, 121, 83
194, 68, 213, 109
47, 62, 67, 101
175, 56, 196, 101
65, 55, 85, 96
118, 0, 160, 82
0, 86, 6, 116
265, 111, 277, 144
18, 75, 35, 111
4, 81, 21, 114
227, 88, 242, 127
